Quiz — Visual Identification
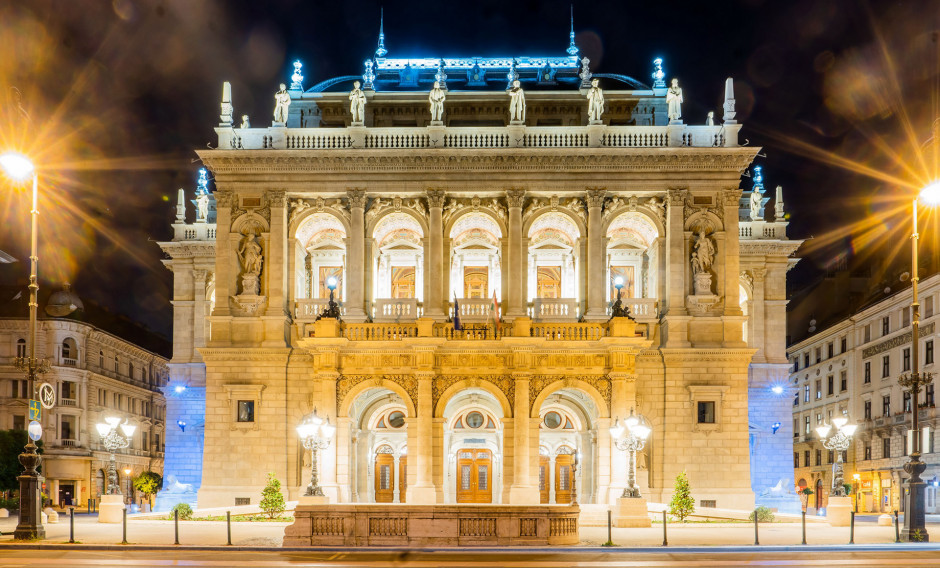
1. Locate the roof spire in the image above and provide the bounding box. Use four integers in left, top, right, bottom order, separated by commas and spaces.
375, 7, 387, 58
567, 5, 578, 56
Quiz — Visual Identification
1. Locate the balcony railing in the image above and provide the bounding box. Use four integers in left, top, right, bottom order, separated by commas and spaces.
433, 323, 508, 340
59, 439, 80, 448
60, 357, 77, 367
295, 299, 346, 320
218, 123, 741, 152
452, 299, 493, 323
59, 398, 77, 407
739, 220, 789, 240
373, 298, 421, 322
530, 298, 578, 321
342, 323, 418, 341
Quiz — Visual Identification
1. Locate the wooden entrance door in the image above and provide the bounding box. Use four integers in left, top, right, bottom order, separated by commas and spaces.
456, 448, 493, 503
554, 454, 575, 504
398, 456, 407, 503
539, 456, 550, 503
374, 453, 394, 503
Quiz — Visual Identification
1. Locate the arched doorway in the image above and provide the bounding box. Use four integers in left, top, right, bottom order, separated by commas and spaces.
536, 388, 598, 503
815, 478, 824, 511
442, 388, 505, 504
294, 212, 348, 314
346, 388, 409, 503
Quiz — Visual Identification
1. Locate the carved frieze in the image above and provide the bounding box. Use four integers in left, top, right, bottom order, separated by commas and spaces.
366, 196, 428, 225
266, 190, 287, 208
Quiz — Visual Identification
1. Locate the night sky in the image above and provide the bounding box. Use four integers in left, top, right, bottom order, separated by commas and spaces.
0, 0, 937, 351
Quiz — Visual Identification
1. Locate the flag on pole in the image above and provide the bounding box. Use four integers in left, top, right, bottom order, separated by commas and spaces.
491, 290, 501, 334
453, 294, 462, 331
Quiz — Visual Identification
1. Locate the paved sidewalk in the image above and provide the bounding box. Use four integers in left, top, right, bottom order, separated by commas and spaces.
1, 513, 932, 547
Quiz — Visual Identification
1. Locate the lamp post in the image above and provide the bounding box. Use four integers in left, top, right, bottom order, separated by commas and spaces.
609, 276, 632, 319
815, 416, 857, 497
898, 181, 940, 541
318, 276, 341, 320
853, 473, 861, 513
609, 409, 651, 498
296, 408, 335, 497
95, 417, 136, 495
2, 152, 47, 540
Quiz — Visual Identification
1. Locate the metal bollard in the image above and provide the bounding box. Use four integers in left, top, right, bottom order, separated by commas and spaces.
69, 508, 75, 544
227, 511, 232, 546
754, 509, 759, 545
801, 511, 806, 545
894, 510, 900, 543
662, 510, 668, 546
849, 511, 855, 544
174, 508, 180, 545
121, 508, 127, 545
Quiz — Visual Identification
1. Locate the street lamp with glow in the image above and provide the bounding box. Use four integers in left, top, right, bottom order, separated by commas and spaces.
96, 418, 136, 495
609, 409, 651, 498
852, 473, 861, 513
609, 275, 631, 319
319, 276, 342, 320
815, 417, 857, 497
296, 408, 335, 496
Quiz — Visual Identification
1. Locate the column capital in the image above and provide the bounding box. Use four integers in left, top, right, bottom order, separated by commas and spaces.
347, 189, 367, 210
265, 189, 287, 208
506, 189, 526, 208
426, 189, 447, 209
585, 188, 607, 208
720, 187, 742, 206
215, 191, 236, 208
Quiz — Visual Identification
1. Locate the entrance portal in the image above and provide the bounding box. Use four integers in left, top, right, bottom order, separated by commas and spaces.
374, 450, 407, 503
456, 448, 492, 503
554, 453, 575, 504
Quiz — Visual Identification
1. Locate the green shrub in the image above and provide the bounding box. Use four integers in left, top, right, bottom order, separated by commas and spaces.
749, 506, 775, 522
259, 472, 285, 519
669, 470, 695, 522
170, 503, 193, 520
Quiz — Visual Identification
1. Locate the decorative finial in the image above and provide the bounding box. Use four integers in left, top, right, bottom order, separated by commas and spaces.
652, 58, 666, 89
175, 188, 186, 222
290, 60, 303, 91
219, 82, 233, 126
435, 59, 448, 90
567, 5, 579, 56
363, 59, 376, 91
579, 56, 592, 88
752, 166, 764, 194
197, 168, 209, 195
774, 185, 785, 221
506, 59, 519, 90
722, 77, 736, 123
375, 7, 388, 58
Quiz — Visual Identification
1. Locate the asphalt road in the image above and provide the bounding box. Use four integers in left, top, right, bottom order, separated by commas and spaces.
1, 546, 939, 567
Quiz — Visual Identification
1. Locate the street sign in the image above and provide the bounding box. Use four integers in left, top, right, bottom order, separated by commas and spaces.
28, 420, 42, 441
38, 382, 55, 409
28, 399, 41, 421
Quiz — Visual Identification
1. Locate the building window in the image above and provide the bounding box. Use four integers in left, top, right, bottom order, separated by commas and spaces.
13, 415, 25, 430
98, 351, 104, 368
696, 401, 715, 424
840, 336, 847, 353
882, 355, 890, 378
882, 316, 890, 336
883, 437, 891, 459
904, 348, 911, 372
864, 324, 871, 343
793, 418, 798, 436
793, 392, 799, 406
114, 355, 119, 372
883, 395, 891, 417
815, 449, 822, 466
804, 416, 811, 434
904, 391, 912, 413
864, 361, 871, 384
903, 306, 911, 328
816, 412, 823, 425
864, 445, 872, 460
864, 400, 872, 419
827, 449, 834, 464
827, 376, 834, 396
804, 450, 810, 467
815, 348, 822, 364
926, 295, 935, 318
15, 338, 26, 358
803, 353, 810, 368
60, 415, 76, 441
927, 384, 935, 407
793, 359, 799, 372
11, 379, 27, 398
61, 381, 76, 401
815, 380, 822, 400
804, 384, 810, 403
794, 452, 800, 468
840, 370, 847, 392
827, 343, 834, 358
928, 341, 935, 365
237, 400, 255, 422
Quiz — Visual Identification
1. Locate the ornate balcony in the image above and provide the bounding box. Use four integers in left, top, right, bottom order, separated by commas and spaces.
295, 299, 347, 320
372, 298, 421, 322
530, 298, 579, 322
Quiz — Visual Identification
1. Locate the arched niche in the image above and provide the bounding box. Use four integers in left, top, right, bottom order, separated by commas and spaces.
372, 212, 425, 303
449, 212, 503, 303
527, 212, 582, 305
605, 212, 661, 304
294, 212, 347, 300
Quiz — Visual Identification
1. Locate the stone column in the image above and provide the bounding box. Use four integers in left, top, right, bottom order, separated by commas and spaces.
548, 455, 556, 504
392, 453, 401, 503
509, 370, 538, 503
264, 190, 287, 318
506, 189, 526, 318
722, 188, 742, 319
410, 369, 436, 503
425, 190, 447, 319
212, 192, 235, 316
345, 189, 367, 321
585, 189, 608, 319
750, 267, 766, 359
192, 269, 207, 355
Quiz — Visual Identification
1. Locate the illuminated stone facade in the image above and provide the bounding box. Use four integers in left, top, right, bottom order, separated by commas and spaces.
157, 45, 800, 512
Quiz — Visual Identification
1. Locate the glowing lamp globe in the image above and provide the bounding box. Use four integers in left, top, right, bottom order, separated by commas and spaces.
327, 277, 338, 290
321, 418, 335, 439
842, 423, 858, 436
815, 424, 831, 438
0, 152, 35, 181
633, 424, 651, 440
920, 181, 940, 206
120, 423, 136, 437
832, 416, 848, 429
625, 414, 638, 428
296, 421, 315, 440
608, 419, 624, 439
95, 423, 111, 437
614, 276, 624, 289
105, 416, 121, 428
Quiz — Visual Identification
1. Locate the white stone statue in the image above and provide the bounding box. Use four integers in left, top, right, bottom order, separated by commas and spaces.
240, 115, 251, 128
273, 83, 291, 124
349, 81, 366, 124
508, 80, 526, 123
750, 189, 762, 221
429, 81, 446, 122
691, 231, 715, 275
587, 78, 604, 123
666, 78, 683, 123
238, 231, 263, 295
706, 111, 714, 126
196, 194, 209, 221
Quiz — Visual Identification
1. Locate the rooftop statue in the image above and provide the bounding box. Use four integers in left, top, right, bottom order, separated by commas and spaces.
586, 78, 604, 123
750, 187, 763, 221
508, 80, 526, 123
349, 81, 366, 125
429, 81, 446, 123
240, 115, 250, 129
666, 78, 683, 123
706, 111, 714, 126
273, 83, 291, 124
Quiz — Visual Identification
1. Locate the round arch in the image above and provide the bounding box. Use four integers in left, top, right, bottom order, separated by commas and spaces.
433, 379, 513, 419
602, 207, 664, 239
291, 207, 351, 239
522, 207, 587, 238
684, 210, 724, 234
604, 211, 661, 246
530, 378, 610, 419
231, 212, 269, 235
444, 208, 507, 239
367, 207, 429, 238
338, 379, 416, 419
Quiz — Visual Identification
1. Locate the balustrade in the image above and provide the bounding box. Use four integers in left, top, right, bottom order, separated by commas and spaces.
530, 298, 579, 321
295, 299, 346, 320
433, 323, 506, 340
342, 323, 418, 341
530, 322, 607, 340
372, 298, 420, 321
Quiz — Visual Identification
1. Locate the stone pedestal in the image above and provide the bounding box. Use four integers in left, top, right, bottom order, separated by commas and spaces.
614, 497, 651, 528
43, 507, 58, 523
98, 494, 125, 524
878, 513, 893, 526
825, 496, 852, 527
693, 272, 712, 295
298, 495, 328, 506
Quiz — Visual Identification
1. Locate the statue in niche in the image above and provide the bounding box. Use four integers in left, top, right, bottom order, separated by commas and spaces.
237, 231, 263, 296
196, 194, 209, 221
691, 231, 715, 275
349, 80, 366, 124
587, 78, 604, 123
273, 83, 291, 124
750, 189, 762, 221
240, 115, 251, 128
508, 80, 526, 123
429, 81, 446, 122
666, 78, 683, 123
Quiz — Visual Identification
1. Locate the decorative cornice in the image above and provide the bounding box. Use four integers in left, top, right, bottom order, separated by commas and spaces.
157, 242, 216, 259
739, 240, 803, 258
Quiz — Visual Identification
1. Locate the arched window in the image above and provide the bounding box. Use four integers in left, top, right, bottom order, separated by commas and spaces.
15, 338, 26, 358
99, 350, 104, 368
129, 362, 135, 380
61, 337, 78, 365
114, 355, 119, 373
